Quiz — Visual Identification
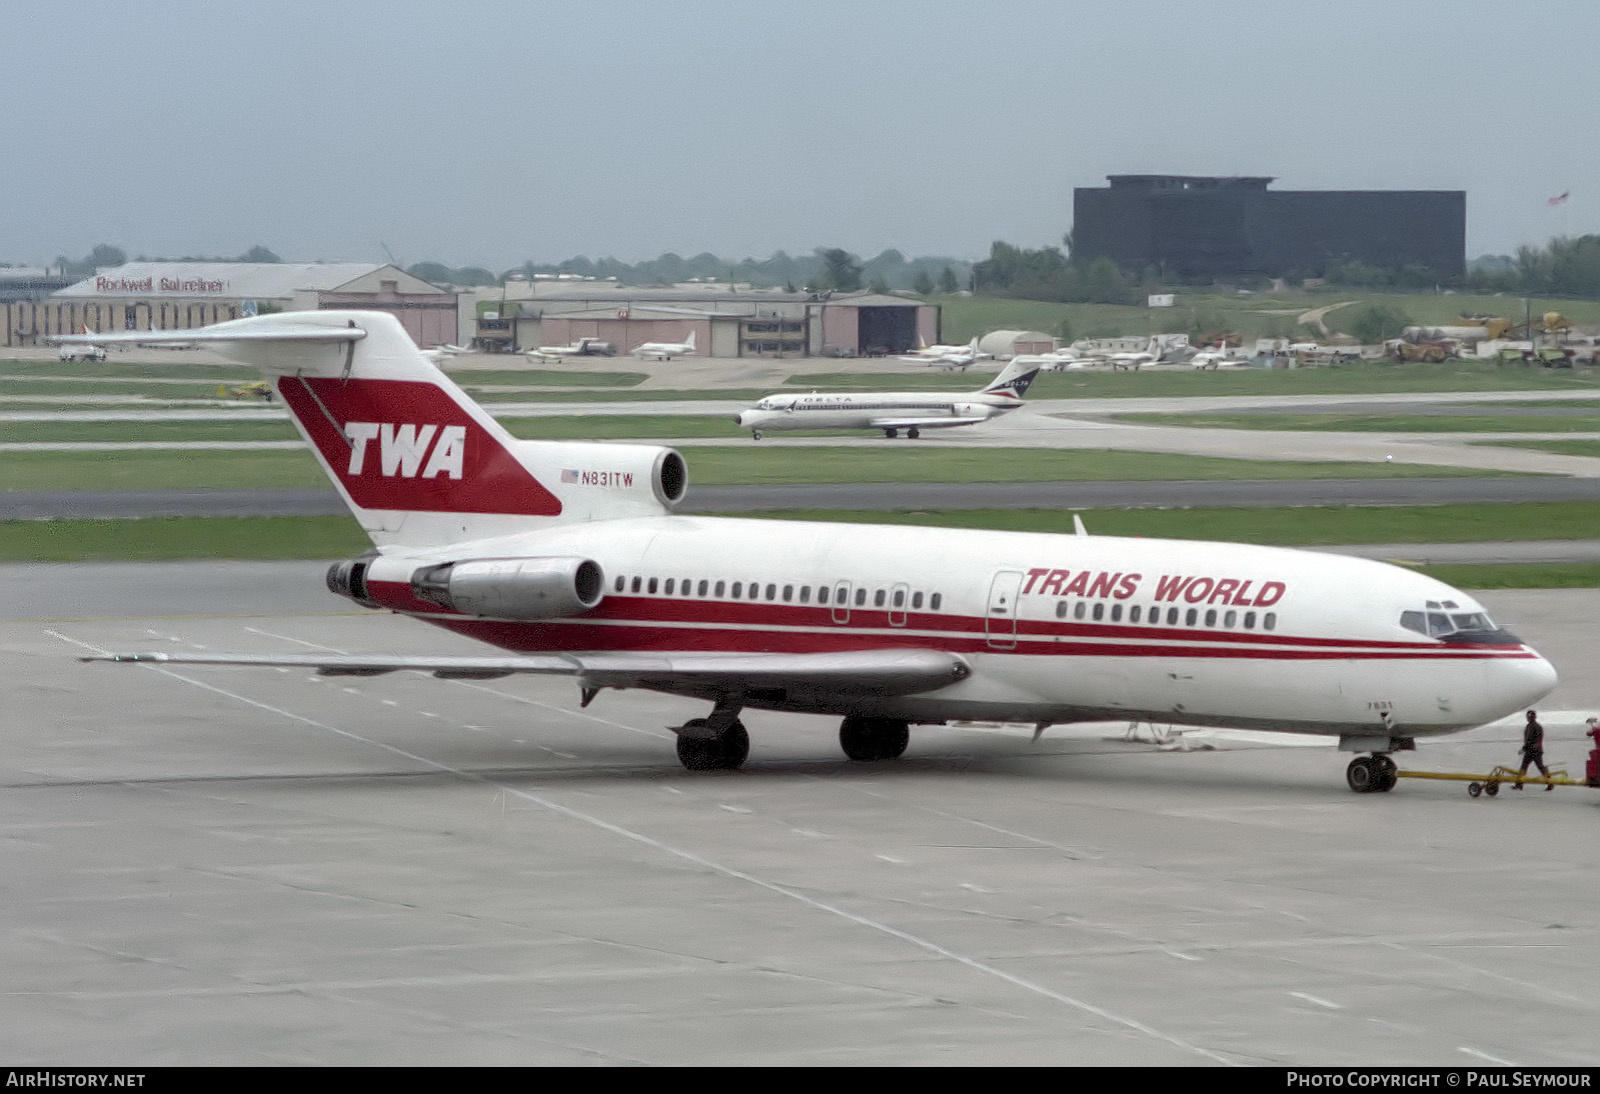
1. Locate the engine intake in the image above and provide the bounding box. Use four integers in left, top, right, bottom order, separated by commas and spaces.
409, 556, 604, 619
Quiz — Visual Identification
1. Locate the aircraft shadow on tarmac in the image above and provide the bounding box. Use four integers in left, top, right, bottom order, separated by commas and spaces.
2, 738, 1354, 795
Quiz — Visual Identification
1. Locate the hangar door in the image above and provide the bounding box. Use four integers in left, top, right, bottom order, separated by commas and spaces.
857, 306, 917, 356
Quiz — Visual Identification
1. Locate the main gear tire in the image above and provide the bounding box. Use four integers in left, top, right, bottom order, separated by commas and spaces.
676, 718, 750, 771
840, 716, 910, 762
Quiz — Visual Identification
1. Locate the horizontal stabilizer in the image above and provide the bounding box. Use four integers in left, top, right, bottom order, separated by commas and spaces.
51, 325, 366, 346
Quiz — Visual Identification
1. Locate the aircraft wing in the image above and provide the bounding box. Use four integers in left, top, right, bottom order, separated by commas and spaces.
867, 416, 989, 431
83, 647, 969, 695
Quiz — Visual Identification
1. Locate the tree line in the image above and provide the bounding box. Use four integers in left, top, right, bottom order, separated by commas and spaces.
406, 248, 970, 294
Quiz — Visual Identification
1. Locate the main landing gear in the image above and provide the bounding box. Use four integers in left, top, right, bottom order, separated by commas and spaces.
840, 716, 910, 762
670, 709, 914, 771
1346, 754, 1398, 793
881, 428, 921, 439
675, 714, 749, 771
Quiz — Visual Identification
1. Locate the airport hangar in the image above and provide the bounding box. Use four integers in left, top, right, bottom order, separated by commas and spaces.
474, 284, 939, 357
1073, 174, 1467, 281
1, 261, 458, 348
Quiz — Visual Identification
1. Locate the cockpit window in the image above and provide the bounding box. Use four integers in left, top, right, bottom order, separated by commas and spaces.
1401, 608, 1498, 638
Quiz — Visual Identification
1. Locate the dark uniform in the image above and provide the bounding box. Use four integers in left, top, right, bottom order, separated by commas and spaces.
1518, 710, 1551, 788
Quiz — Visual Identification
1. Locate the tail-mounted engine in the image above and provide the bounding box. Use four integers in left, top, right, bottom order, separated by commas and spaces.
409, 557, 604, 619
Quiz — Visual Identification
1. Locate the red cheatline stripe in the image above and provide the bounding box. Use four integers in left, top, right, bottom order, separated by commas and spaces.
366, 583, 1504, 654
410, 615, 1533, 663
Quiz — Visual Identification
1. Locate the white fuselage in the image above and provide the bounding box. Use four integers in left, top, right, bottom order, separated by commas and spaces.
361, 517, 1556, 737
735, 389, 1022, 435
634, 341, 695, 359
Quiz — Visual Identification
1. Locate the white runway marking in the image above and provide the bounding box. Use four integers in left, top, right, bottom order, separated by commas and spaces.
1289, 991, 1343, 1010
49, 627, 1238, 1066
1459, 1046, 1517, 1066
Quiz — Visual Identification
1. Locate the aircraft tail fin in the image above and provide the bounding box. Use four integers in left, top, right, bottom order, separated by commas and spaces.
56, 311, 686, 547
684, 330, 696, 350
979, 355, 1042, 398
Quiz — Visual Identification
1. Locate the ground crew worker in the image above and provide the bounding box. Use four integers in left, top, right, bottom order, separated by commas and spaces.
1585, 717, 1600, 788
1516, 709, 1552, 789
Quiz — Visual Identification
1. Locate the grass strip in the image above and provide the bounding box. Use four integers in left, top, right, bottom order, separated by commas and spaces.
0, 420, 300, 443
786, 362, 1600, 399
1403, 562, 1599, 589
0, 516, 369, 561
1476, 440, 1600, 458
710, 503, 1600, 545
677, 447, 1528, 485
2, 444, 1533, 492
1114, 411, 1600, 433
2, 513, 1594, 589
1, 449, 330, 491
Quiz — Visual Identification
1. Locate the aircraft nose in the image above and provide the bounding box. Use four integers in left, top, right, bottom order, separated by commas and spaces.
1479, 649, 1560, 719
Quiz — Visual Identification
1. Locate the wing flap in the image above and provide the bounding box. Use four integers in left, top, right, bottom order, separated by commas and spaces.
84, 648, 969, 696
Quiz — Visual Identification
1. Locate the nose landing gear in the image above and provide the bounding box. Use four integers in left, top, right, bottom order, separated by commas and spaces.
1346, 754, 1398, 793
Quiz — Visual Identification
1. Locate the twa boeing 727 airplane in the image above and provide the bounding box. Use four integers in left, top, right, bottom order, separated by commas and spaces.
60, 312, 1556, 789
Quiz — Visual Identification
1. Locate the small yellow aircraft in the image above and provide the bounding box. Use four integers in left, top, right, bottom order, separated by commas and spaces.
218, 381, 273, 401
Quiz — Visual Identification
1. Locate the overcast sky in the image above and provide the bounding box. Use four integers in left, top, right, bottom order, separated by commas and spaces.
8, 0, 1593, 269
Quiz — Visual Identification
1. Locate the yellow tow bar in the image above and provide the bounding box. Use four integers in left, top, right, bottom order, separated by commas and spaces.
1396, 764, 1593, 798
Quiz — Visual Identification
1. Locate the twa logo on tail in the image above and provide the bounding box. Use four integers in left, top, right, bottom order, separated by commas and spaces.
277, 376, 562, 516
344, 422, 467, 479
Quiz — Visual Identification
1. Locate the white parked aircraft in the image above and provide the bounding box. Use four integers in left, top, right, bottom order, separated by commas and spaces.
527, 337, 617, 362
736, 356, 1043, 440
897, 336, 980, 370
633, 331, 697, 360
61, 312, 1557, 787
420, 343, 469, 363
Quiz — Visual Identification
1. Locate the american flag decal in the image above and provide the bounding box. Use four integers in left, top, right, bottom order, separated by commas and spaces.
560, 469, 579, 484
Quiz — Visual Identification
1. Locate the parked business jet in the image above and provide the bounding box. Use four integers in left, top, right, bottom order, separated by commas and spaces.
897, 336, 980, 370
421, 343, 469, 363
735, 356, 1043, 440
527, 337, 617, 362
633, 331, 697, 360
60, 312, 1557, 788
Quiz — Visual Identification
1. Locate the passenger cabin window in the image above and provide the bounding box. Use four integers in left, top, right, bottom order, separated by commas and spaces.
1204, 609, 1216, 627
1110, 604, 1122, 622
715, 581, 725, 597
631, 576, 641, 594
698, 580, 709, 596
892, 589, 904, 608
1185, 608, 1197, 626
1264, 613, 1277, 631
766, 583, 776, 600
1055, 601, 1068, 619
1092, 603, 1103, 621
783, 585, 793, 602
874, 589, 886, 607
929, 593, 942, 611
855, 588, 866, 607
1130, 606, 1142, 623
912, 592, 923, 609
1167, 607, 1179, 625
731, 582, 742, 598
1244, 611, 1256, 629
648, 578, 658, 594
1074, 602, 1086, 620
818, 586, 829, 605
615, 576, 625, 592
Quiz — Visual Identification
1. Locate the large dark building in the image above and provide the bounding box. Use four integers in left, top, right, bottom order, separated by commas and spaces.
1073, 175, 1465, 281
